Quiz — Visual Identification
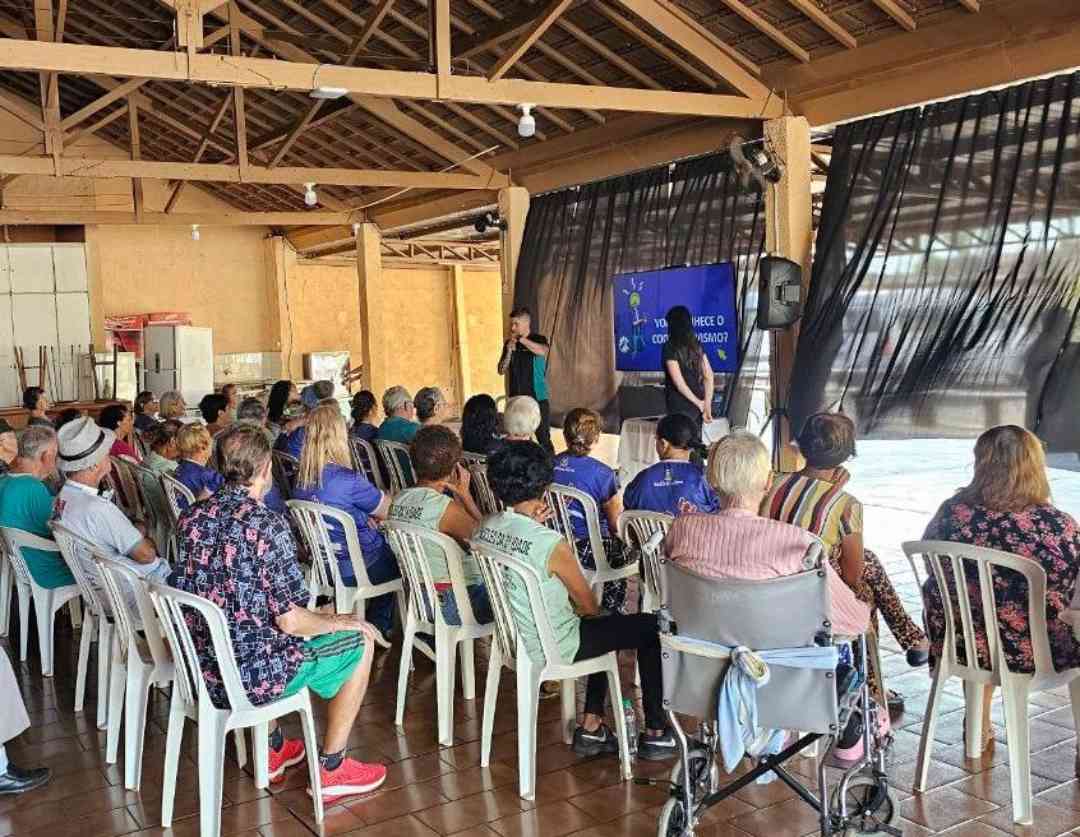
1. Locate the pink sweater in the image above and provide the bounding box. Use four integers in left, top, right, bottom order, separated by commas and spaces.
662, 508, 869, 637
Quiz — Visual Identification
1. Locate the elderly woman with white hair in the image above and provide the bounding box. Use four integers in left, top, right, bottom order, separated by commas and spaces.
503, 395, 541, 441
662, 431, 868, 637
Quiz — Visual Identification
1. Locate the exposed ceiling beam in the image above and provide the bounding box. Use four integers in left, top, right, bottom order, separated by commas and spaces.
714, 0, 810, 62
486, 0, 574, 81
347, 0, 395, 59
0, 154, 510, 190
0, 87, 44, 130
870, 0, 916, 32
0, 38, 784, 118
59, 75, 148, 131
783, 0, 856, 49
0, 209, 357, 225
164, 90, 232, 212
457, 1, 586, 60
128, 100, 144, 217
610, 0, 775, 102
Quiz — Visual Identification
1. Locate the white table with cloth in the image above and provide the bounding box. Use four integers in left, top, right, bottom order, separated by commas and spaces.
617, 416, 731, 485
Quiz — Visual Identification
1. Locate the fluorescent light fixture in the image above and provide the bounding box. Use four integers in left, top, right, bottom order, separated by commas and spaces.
310, 86, 349, 100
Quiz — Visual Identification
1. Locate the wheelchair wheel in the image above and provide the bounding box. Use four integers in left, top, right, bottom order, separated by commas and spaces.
669, 747, 720, 800
831, 774, 899, 835
656, 797, 690, 837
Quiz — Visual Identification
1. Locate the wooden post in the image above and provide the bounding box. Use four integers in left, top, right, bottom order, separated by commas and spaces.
451, 263, 472, 408
355, 223, 386, 398
265, 235, 294, 379
497, 186, 529, 324
764, 115, 812, 472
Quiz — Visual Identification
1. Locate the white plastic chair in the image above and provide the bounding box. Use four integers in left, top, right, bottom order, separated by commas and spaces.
545, 483, 639, 594
0, 526, 82, 679
94, 553, 175, 790
384, 520, 494, 746
50, 522, 117, 729
904, 540, 1080, 826
349, 436, 386, 491
161, 471, 196, 520
461, 451, 487, 467
468, 463, 503, 517
376, 439, 414, 493
287, 499, 405, 615
617, 510, 673, 614
149, 582, 324, 837
132, 462, 176, 562
110, 455, 145, 522
0, 548, 12, 637
271, 450, 299, 500
470, 538, 633, 801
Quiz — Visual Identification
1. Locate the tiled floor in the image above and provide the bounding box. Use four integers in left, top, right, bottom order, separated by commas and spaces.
4, 592, 1080, 837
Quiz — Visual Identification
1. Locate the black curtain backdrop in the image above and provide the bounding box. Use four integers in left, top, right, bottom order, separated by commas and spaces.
513, 153, 767, 432
789, 71, 1080, 448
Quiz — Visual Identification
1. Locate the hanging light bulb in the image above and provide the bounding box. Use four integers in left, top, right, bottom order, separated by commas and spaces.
190, 224, 200, 241
517, 103, 535, 138
304, 182, 318, 207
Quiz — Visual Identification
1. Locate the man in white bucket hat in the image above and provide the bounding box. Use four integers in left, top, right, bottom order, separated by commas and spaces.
52, 417, 166, 592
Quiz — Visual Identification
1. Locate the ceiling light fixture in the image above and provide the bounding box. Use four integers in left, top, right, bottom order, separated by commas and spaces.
517, 103, 535, 139
190, 224, 200, 241
310, 86, 348, 100
352, 222, 361, 235
304, 183, 318, 207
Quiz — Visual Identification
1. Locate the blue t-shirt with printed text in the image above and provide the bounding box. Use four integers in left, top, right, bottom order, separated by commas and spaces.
551, 452, 619, 540
624, 460, 719, 518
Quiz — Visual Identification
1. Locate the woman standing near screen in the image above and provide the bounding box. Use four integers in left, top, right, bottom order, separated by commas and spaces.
662, 305, 714, 436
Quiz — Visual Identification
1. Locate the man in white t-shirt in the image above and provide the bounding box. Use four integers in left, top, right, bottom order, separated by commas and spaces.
52, 417, 168, 604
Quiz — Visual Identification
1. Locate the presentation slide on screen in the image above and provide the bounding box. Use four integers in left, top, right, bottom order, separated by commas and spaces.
612, 263, 739, 373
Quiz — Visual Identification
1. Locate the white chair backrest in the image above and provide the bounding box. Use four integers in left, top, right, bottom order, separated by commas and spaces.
161, 472, 196, 521
287, 499, 374, 591
0, 525, 41, 588
271, 451, 299, 500
47, 522, 113, 619
376, 440, 414, 493
618, 510, 673, 601
545, 483, 608, 573
133, 463, 172, 534
384, 520, 478, 627
110, 455, 144, 520
148, 581, 255, 712
468, 463, 502, 517
904, 539, 1052, 679
461, 451, 487, 467
348, 437, 386, 491
470, 538, 566, 669
94, 554, 170, 666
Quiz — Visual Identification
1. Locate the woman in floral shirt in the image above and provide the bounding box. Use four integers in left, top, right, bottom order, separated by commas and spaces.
922, 425, 1080, 751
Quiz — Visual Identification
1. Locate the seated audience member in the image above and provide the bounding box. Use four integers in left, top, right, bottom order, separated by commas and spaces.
415, 387, 449, 427
388, 426, 490, 624
460, 394, 500, 456
274, 413, 307, 460
349, 391, 379, 442
503, 396, 541, 442
100, 403, 142, 462
292, 404, 399, 638
199, 393, 232, 437
377, 386, 420, 444
266, 379, 299, 439
221, 383, 239, 420
144, 420, 182, 474
0, 647, 50, 794
767, 413, 929, 667
159, 391, 196, 424
922, 425, 1080, 754
663, 432, 868, 637
0, 420, 16, 476
624, 413, 719, 517
0, 426, 72, 589
313, 379, 335, 403
53, 408, 82, 432
53, 417, 168, 590
552, 408, 628, 613
479, 441, 675, 759
169, 423, 388, 799
237, 397, 275, 444
133, 391, 160, 433
175, 423, 224, 502
23, 387, 51, 428
300, 384, 320, 411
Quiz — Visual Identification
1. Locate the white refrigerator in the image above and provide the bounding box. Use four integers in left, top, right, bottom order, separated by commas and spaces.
143, 325, 214, 406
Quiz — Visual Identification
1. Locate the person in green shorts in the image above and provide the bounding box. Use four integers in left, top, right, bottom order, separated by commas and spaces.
0, 426, 72, 589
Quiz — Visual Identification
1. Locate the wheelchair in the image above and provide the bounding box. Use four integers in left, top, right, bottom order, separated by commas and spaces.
651, 551, 900, 837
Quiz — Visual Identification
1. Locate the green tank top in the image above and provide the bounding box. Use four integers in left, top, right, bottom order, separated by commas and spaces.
388, 487, 482, 585
474, 510, 579, 666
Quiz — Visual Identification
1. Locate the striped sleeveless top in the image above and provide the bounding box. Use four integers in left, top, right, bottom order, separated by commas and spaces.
765, 473, 863, 559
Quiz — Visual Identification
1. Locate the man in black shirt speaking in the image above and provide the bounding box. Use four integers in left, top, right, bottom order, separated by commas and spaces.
497, 307, 553, 454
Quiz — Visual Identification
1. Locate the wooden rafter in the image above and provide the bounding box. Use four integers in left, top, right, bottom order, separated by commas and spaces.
269, 100, 323, 168
871, 0, 916, 32
457, 2, 584, 60
164, 91, 232, 212
63, 104, 127, 148
59, 76, 148, 131
486, 0, 574, 82
783, 0, 857, 49
228, 1, 248, 177
0, 209, 358, 225
432, 0, 451, 78
128, 100, 144, 218
714, 0, 810, 62
346, 0, 395, 61
0, 87, 45, 130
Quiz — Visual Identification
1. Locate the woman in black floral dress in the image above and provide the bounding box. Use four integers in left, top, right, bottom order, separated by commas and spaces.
922, 425, 1080, 751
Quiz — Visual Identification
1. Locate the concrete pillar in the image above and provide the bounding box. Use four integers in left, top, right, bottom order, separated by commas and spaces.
355, 222, 386, 398
764, 116, 813, 471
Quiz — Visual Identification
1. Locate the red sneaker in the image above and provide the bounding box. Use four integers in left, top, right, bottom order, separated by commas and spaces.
268, 737, 306, 783
310, 758, 387, 803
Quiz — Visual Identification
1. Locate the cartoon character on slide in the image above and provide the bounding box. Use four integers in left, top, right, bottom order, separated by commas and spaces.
621, 278, 648, 357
